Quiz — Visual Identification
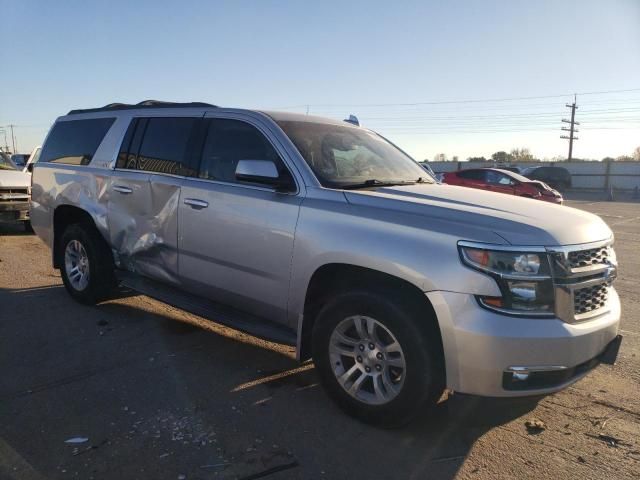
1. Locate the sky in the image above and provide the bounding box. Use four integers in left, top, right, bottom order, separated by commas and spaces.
1, 0, 639, 161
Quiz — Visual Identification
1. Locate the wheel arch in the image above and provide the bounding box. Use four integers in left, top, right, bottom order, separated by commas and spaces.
53, 205, 107, 268
298, 263, 445, 382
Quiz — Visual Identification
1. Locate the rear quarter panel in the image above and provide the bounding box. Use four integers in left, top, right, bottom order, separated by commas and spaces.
30, 164, 112, 251
30, 114, 131, 254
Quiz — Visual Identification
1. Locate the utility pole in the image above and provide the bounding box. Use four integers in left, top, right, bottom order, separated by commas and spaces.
560, 95, 579, 161
0, 129, 7, 152
9, 125, 17, 154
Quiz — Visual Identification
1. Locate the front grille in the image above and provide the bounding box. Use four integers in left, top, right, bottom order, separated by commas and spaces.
574, 282, 609, 315
0, 187, 28, 195
0, 187, 29, 203
568, 246, 609, 269
549, 241, 616, 323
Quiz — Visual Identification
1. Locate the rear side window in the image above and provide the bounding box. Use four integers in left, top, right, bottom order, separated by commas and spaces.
117, 117, 199, 176
40, 118, 115, 165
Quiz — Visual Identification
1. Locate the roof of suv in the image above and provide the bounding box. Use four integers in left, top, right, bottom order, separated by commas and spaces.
68, 100, 218, 115
66, 100, 355, 127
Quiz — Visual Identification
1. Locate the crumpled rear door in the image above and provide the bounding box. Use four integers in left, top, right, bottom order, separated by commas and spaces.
107, 170, 181, 285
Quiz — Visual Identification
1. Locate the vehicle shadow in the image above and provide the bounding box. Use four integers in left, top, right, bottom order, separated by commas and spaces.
0, 222, 33, 236
0, 285, 540, 480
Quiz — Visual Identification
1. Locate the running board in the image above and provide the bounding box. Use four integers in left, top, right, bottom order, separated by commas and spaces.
117, 271, 297, 346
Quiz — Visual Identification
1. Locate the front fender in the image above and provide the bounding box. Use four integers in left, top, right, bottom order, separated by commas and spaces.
286, 189, 502, 329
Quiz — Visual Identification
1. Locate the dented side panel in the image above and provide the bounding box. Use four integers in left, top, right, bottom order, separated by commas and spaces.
30, 163, 113, 253
106, 171, 182, 285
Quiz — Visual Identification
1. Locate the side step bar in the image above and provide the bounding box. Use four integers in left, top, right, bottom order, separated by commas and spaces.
117, 271, 297, 346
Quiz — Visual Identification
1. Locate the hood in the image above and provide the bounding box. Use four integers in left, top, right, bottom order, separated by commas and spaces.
0, 170, 31, 188
344, 183, 611, 246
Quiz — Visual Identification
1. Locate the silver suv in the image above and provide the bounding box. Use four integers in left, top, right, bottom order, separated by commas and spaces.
31, 101, 621, 427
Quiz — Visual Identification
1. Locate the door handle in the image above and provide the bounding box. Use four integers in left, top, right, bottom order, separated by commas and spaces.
184, 198, 209, 209
113, 185, 133, 194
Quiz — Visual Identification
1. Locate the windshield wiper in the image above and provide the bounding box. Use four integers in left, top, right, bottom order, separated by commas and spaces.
340, 179, 417, 190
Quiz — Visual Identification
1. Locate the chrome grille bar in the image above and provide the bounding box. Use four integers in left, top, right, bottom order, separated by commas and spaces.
547, 238, 616, 323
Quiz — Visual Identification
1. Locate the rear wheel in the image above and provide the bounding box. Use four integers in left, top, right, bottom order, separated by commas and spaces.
312, 291, 444, 428
59, 224, 116, 304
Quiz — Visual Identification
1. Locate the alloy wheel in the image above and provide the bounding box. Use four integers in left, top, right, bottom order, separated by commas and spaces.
329, 315, 406, 405
64, 239, 90, 291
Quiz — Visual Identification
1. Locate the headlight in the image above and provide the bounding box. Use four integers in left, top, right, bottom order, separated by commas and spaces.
459, 242, 555, 316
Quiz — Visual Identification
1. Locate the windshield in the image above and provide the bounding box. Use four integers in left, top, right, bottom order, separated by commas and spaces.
277, 120, 432, 188
495, 169, 533, 183
0, 153, 18, 170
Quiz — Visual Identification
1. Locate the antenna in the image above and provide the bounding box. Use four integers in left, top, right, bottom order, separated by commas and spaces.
344, 115, 360, 126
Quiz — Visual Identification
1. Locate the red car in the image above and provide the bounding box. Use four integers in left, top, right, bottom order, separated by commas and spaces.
442, 168, 563, 204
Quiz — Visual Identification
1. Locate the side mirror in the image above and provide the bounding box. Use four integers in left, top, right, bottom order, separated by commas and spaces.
235, 160, 294, 192
26, 163, 34, 173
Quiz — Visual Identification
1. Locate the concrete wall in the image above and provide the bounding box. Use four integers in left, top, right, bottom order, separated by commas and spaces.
426, 161, 640, 191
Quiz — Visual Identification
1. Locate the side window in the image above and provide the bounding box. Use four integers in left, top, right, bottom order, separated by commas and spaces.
537, 168, 551, 179
117, 117, 198, 176
484, 171, 496, 183
116, 119, 140, 169
199, 119, 289, 185
458, 170, 483, 180
487, 172, 512, 185
40, 118, 115, 165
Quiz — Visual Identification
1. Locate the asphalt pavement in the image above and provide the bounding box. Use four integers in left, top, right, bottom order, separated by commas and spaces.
0, 198, 638, 480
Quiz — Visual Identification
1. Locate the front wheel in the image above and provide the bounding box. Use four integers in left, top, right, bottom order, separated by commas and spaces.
312, 291, 444, 428
59, 224, 116, 304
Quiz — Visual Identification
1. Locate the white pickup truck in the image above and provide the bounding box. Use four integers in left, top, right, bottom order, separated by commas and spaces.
0, 151, 31, 228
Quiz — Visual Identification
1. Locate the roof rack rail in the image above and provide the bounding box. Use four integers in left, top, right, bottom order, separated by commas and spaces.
67, 100, 217, 115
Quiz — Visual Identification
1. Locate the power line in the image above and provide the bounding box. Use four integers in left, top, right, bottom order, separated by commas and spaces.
362, 114, 640, 128
276, 87, 640, 109
359, 109, 640, 123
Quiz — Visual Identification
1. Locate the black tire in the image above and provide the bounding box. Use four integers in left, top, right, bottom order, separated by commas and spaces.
59, 223, 116, 305
24, 221, 34, 233
312, 290, 444, 428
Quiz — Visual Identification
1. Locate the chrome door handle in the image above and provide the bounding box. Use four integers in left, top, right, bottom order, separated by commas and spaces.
113, 185, 133, 194
184, 198, 209, 209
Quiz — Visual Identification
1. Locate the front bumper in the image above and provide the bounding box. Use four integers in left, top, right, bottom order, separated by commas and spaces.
0, 201, 30, 222
537, 193, 563, 204
427, 289, 621, 397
